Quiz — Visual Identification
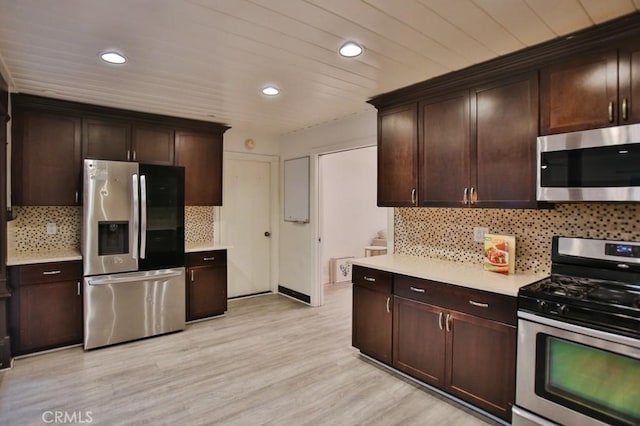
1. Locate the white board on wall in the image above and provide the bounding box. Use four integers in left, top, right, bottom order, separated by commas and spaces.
284, 156, 310, 223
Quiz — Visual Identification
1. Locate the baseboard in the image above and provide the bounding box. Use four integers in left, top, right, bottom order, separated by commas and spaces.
277, 285, 311, 304
0, 337, 11, 370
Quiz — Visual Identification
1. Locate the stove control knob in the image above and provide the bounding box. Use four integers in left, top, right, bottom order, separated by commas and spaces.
558, 304, 568, 315
537, 300, 548, 312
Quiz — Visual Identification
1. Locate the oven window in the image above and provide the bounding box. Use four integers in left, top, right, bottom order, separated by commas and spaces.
536, 335, 640, 425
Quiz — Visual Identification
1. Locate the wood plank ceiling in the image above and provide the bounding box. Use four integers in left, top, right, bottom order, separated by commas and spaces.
0, 0, 638, 135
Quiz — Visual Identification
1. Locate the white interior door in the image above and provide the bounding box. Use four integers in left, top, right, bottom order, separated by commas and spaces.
220, 156, 272, 298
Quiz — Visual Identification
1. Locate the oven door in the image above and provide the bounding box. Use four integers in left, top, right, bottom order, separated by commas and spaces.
515, 311, 640, 426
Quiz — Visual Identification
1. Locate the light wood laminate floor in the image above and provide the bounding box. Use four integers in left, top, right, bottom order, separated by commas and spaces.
0, 282, 496, 425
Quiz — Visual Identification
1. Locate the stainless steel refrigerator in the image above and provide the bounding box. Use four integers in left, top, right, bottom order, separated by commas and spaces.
82, 159, 186, 349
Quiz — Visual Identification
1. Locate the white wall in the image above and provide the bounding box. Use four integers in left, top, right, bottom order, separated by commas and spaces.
277, 108, 378, 304
320, 147, 387, 284
224, 127, 281, 156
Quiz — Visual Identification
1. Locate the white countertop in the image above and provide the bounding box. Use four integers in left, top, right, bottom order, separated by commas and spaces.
350, 254, 548, 297
8, 245, 232, 265
185, 244, 231, 253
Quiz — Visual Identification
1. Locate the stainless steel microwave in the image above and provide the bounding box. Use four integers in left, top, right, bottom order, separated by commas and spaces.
537, 123, 640, 202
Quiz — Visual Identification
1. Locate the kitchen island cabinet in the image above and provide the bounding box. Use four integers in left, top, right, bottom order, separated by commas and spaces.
352, 265, 393, 364
8, 261, 83, 355
186, 250, 227, 321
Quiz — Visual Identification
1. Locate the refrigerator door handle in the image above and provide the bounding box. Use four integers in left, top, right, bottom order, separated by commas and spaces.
140, 175, 147, 259
87, 270, 184, 286
132, 174, 140, 260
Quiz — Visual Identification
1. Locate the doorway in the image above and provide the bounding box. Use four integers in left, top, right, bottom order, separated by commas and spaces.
219, 153, 278, 298
318, 146, 388, 297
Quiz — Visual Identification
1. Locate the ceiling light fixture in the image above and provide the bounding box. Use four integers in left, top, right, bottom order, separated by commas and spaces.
100, 51, 127, 64
262, 86, 280, 96
339, 41, 363, 58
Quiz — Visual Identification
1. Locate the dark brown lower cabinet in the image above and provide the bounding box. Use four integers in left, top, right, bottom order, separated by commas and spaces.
352, 266, 393, 364
9, 261, 83, 355
186, 250, 227, 321
392, 294, 516, 421
447, 310, 516, 420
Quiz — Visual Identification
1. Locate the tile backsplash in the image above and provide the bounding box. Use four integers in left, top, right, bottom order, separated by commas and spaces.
394, 203, 640, 274
8, 206, 215, 255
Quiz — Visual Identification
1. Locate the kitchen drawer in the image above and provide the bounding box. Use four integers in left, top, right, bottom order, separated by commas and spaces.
394, 274, 449, 306
440, 285, 517, 326
12, 261, 83, 285
186, 250, 227, 267
352, 265, 392, 294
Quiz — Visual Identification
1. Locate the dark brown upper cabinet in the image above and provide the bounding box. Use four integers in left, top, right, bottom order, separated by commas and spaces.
416, 73, 538, 209
12, 109, 82, 206
132, 126, 175, 165
82, 118, 131, 161
175, 130, 223, 206
619, 38, 640, 125
472, 74, 538, 208
419, 92, 470, 206
83, 119, 174, 165
377, 103, 418, 207
541, 37, 640, 135
11, 93, 228, 207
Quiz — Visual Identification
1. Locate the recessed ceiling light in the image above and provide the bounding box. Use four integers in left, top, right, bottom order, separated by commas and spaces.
339, 41, 363, 58
100, 51, 127, 64
262, 86, 280, 96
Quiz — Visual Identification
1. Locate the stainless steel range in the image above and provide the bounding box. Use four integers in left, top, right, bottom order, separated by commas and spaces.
513, 236, 640, 426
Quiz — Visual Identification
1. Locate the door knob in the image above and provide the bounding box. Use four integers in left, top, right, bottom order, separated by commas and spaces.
264, 231, 271, 237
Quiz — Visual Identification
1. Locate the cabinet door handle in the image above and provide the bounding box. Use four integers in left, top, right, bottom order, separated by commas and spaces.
411, 188, 416, 205
470, 187, 477, 205
77, 281, 81, 296
203, 257, 216, 261
42, 270, 61, 275
409, 286, 425, 293
363, 276, 376, 282
622, 98, 628, 121
445, 313, 452, 332
133, 150, 137, 161
469, 300, 489, 308
438, 312, 444, 331
386, 296, 391, 313
463, 187, 468, 205
190, 270, 195, 282
127, 150, 131, 161
75, 191, 79, 204
608, 101, 614, 122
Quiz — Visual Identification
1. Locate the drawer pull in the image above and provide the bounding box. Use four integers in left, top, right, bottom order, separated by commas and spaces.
363, 276, 376, 282
438, 312, 444, 331
42, 270, 62, 275
203, 257, 216, 261
409, 286, 425, 293
469, 300, 489, 308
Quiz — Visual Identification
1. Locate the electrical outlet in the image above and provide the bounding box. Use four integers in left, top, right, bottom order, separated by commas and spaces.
473, 226, 489, 243
46, 222, 57, 235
